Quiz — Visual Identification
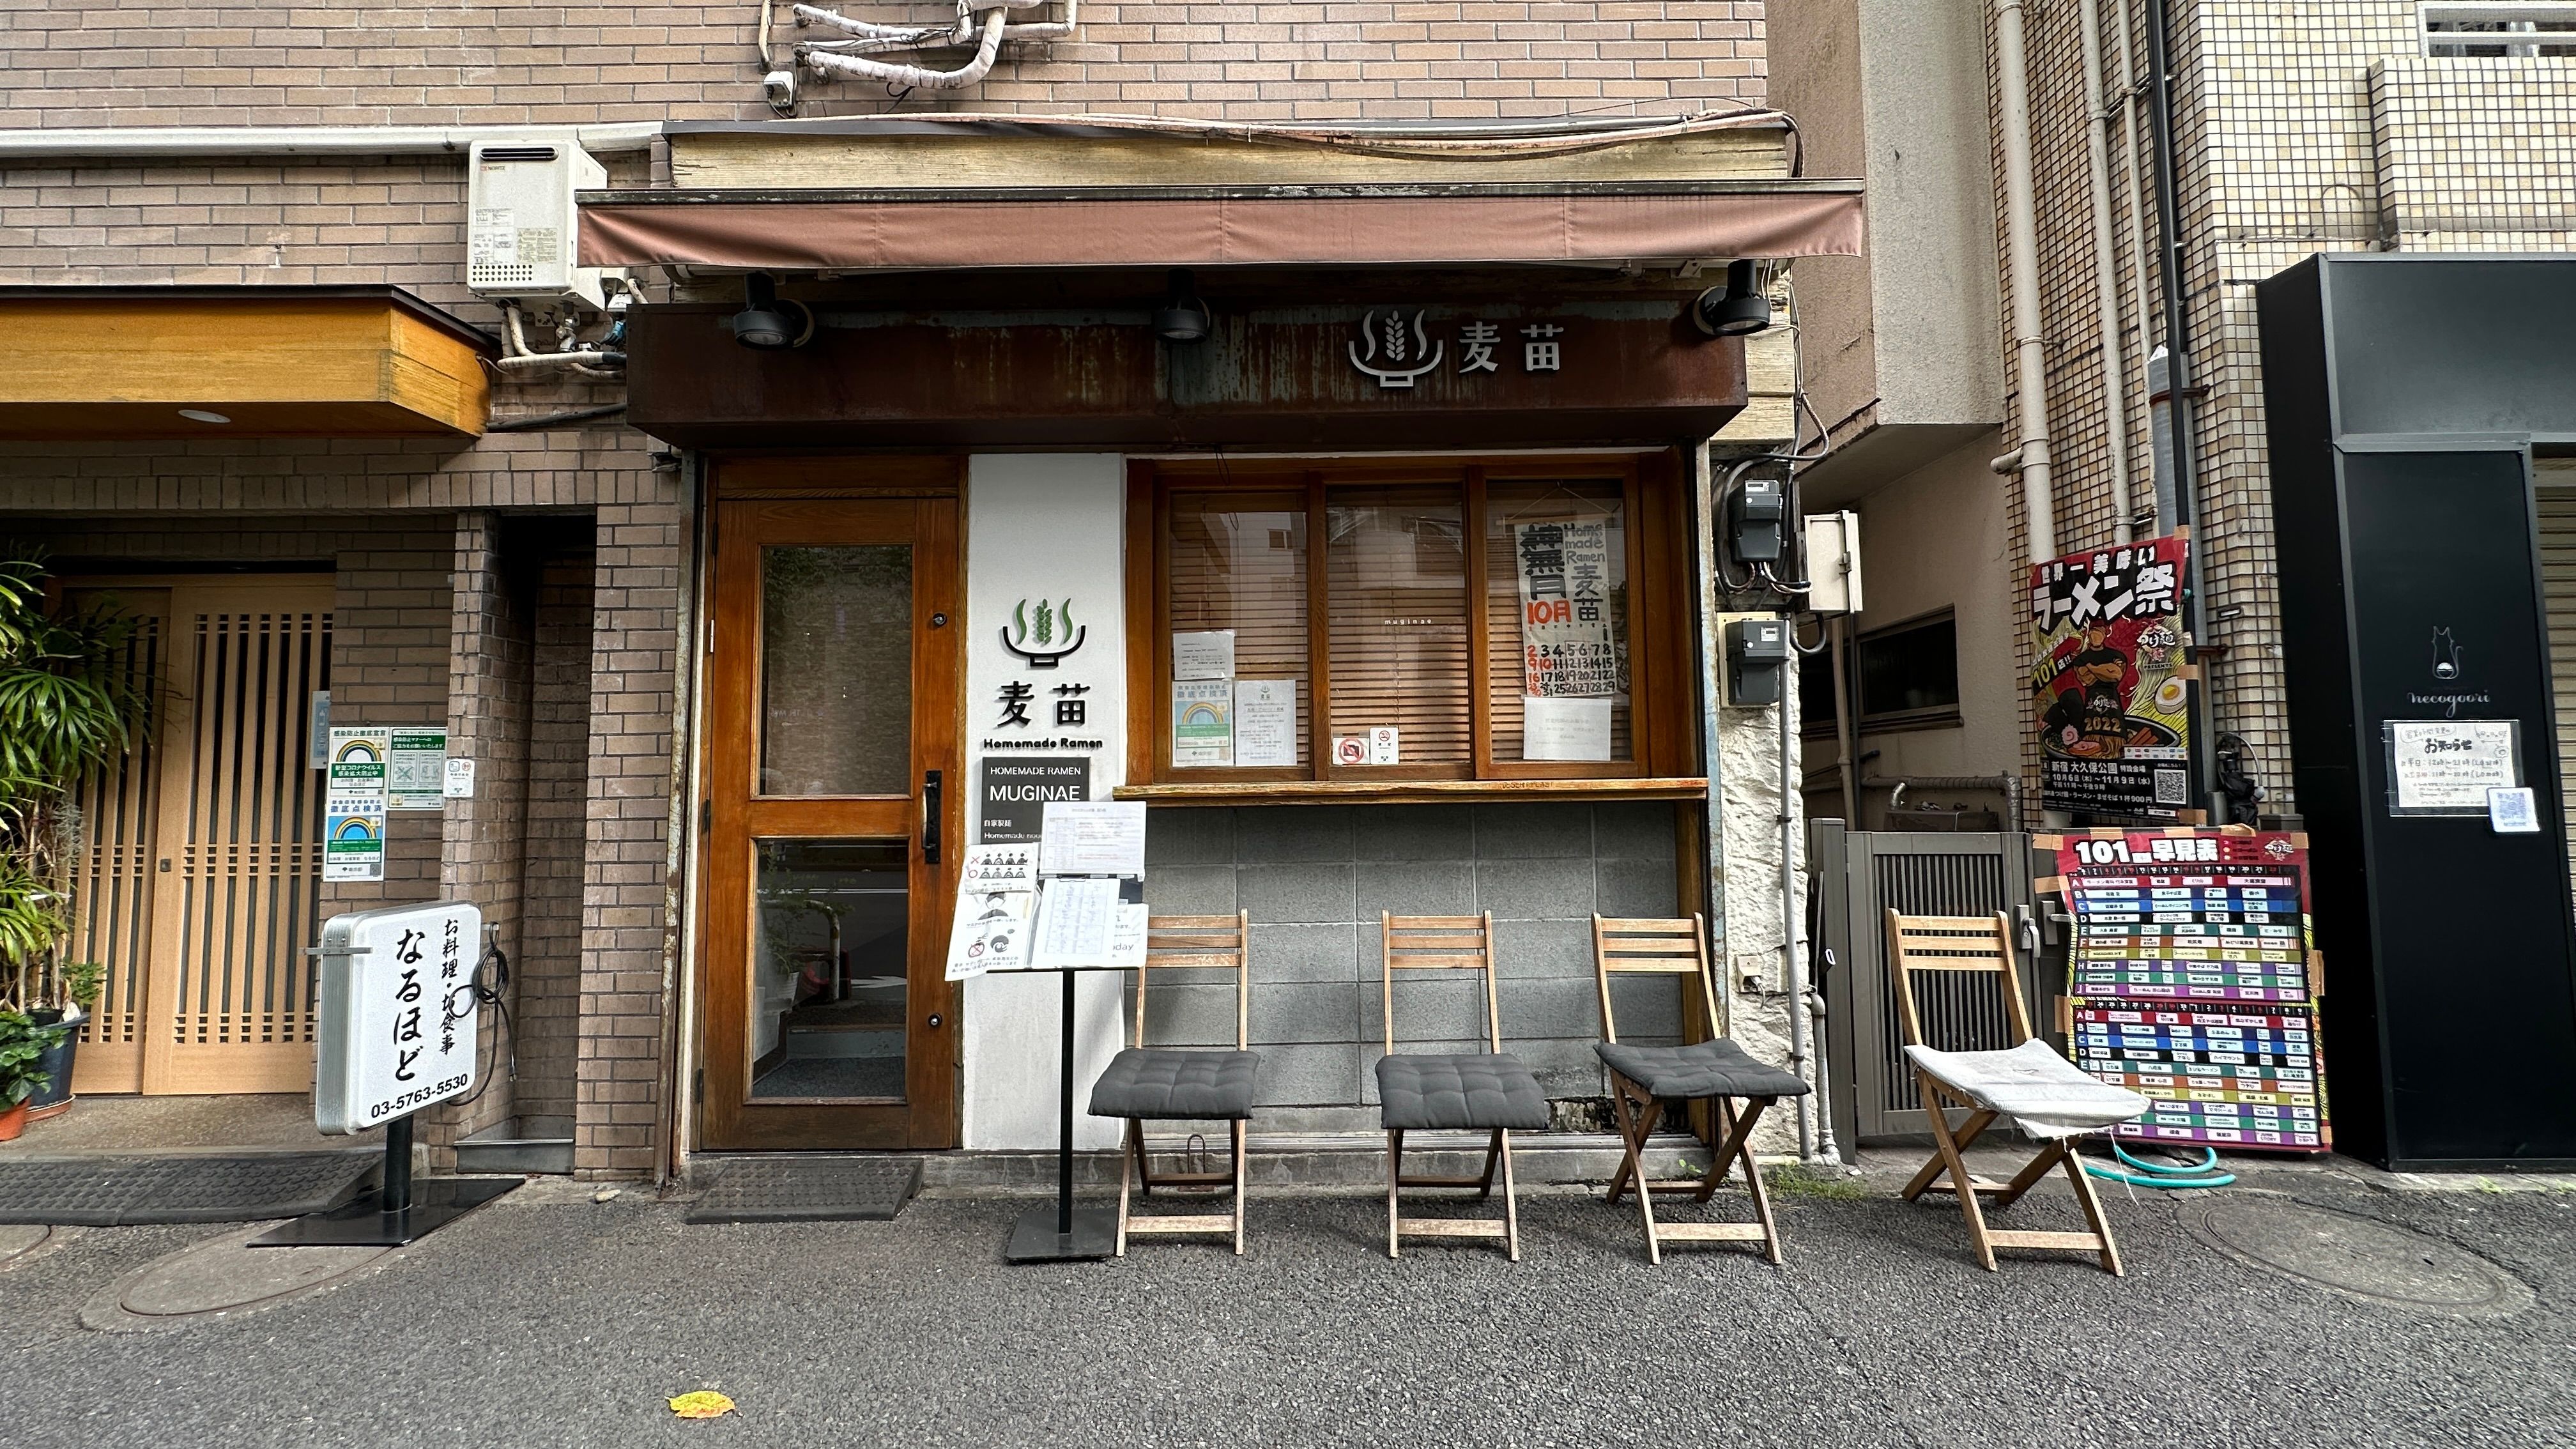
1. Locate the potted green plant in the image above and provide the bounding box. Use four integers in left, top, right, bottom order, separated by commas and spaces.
24, 959, 101, 1120
0, 1008, 70, 1142
0, 553, 144, 1128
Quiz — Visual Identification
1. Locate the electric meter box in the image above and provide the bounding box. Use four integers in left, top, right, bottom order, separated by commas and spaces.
466, 141, 625, 311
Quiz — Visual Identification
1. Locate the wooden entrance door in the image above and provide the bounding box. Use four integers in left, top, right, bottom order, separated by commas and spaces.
701, 500, 962, 1150
66, 575, 335, 1094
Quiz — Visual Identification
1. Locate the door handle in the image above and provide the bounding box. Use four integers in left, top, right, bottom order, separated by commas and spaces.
922, 769, 942, 864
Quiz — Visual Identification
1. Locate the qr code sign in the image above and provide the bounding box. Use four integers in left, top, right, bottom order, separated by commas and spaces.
2154, 769, 2188, 806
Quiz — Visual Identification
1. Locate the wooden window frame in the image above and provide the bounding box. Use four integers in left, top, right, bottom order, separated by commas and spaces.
1124, 452, 1699, 800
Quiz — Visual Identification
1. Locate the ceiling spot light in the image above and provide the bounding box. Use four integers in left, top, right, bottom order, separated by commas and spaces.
177, 409, 232, 424
1690, 258, 1773, 338
1153, 269, 1211, 343
730, 273, 814, 350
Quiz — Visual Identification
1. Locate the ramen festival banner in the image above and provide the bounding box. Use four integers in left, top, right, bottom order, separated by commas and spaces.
2030, 532, 2193, 820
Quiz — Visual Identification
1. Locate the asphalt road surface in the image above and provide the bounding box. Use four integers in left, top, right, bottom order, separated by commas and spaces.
2, 1167, 2569, 1447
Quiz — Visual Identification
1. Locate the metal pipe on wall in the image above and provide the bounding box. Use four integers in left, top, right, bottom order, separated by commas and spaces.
2110, 0, 2163, 532
2140, 0, 2228, 822
1989, 0, 2057, 563
2077, 0, 2137, 546
1779, 660, 1814, 1160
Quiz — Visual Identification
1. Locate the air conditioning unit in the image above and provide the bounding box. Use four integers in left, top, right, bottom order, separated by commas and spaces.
465, 141, 627, 311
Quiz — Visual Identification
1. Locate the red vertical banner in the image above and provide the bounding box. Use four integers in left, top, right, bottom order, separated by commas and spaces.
2030, 532, 2193, 819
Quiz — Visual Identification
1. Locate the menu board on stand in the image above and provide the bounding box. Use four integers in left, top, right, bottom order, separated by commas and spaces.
2037, 828, 2332, 1154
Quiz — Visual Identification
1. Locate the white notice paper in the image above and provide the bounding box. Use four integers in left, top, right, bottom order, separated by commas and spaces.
1368, 726, 1400, 765
1109, 903, 1150, 969
441, 757, 477, 799
1039, 800, 1148, 878
1172, 629, 1237, 681
1521, 694, 1613, 762
960, 843, 1039, 893
2490, 786, 2543, 835
2387, 719, 2520, 814
946, 888, 1034, 979
1234, 680, 1298, 767
1032, 875, 1123, 969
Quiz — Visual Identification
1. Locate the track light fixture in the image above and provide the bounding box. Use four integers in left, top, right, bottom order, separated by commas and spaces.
1153, 269, 1211, 343
730, 272, 815, 350
1690, 257, 1774, 338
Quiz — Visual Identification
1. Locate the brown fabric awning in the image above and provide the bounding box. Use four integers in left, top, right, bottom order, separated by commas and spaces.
578, 185, 1862, 271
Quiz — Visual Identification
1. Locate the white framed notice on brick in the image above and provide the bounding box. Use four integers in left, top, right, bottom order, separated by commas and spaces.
314, 900, 482, 1134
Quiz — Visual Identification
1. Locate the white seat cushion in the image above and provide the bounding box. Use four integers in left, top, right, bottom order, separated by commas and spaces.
1903, 1039, 2150, 1140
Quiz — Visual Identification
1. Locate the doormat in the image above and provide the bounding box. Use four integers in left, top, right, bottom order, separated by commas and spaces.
686, 1158, 921, 1224
0, 1152, 376, 1227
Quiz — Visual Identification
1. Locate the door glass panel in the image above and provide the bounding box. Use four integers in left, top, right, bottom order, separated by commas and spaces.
760, 544, 912, 795
748, 838, 909, 1101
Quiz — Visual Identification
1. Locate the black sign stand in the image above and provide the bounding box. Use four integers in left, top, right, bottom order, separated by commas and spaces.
1003, 967, 1117, 1262
250, 1113, 518, 1248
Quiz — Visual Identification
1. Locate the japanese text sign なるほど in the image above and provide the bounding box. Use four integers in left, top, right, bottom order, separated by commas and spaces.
313, 900, 482, 1135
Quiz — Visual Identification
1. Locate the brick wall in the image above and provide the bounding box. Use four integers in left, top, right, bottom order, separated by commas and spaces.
0, 3, 1767, 129
515, 544, 599, 1128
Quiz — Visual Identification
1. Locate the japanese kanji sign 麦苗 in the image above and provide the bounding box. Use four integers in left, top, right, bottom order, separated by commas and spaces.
312, 900, 482, 1134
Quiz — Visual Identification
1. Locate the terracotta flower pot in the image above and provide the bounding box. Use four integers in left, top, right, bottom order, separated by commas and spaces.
0, 1099, 28, 1143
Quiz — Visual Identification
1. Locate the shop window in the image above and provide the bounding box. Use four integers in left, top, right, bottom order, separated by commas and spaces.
1133, 457, 1689, 788
1853, 611, 1961, 732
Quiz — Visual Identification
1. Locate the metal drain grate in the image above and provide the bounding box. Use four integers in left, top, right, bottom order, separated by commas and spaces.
0, 1153, 376, 1226
687, 1158, 921, 1224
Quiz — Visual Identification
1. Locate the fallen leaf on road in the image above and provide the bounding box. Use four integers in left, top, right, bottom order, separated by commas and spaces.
670, 1392, 735, 1419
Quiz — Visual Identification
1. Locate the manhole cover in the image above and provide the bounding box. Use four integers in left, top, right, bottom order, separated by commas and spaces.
0, 1223, 49, 1264
687, 1158, 920, 1223
82, 1222, 397, 1332
2191, 1197, 2533, 1318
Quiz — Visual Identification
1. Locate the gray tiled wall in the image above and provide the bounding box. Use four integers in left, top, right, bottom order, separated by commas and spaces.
1139, 801, 1684, 1128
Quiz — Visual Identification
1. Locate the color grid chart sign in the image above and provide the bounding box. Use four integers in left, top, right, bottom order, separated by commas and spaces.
2041, 829, 2331, 1153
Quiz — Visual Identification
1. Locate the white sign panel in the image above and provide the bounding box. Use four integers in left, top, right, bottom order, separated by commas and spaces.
388, 726, 448, 811
1172, 629, 1236, 682
1029, 875, 1124, 969
314, 900, 481, 1134
946, 887, 1035, 981
1234, 680, 1298, 767
2386, 719, 2522, 815
1522, 694, 1613, 762
443, 757, 478, 798
1038, 800, 1147, 878
323, 794, 386, 882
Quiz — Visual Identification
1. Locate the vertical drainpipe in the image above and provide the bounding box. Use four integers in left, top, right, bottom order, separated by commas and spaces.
1690, 443, 1731, 1032
2141, 0, 2227, 821
661, 454, 713, 1184
2078, 0, 2136, 546
1991, 0, 2058, 563
2112, 0, 2164, 530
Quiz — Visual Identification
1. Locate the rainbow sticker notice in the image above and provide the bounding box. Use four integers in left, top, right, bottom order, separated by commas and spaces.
327, 726, 390, 797
323, 793, 387, 882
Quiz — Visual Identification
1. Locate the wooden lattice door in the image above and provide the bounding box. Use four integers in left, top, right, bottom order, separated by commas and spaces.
66, 576, 335, 1095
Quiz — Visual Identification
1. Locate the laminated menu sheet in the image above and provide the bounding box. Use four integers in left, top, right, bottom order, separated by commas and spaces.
2039, 829, 2332, 1154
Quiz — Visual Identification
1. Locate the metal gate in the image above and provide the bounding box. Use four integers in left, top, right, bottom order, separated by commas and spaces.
1811, 820, 2044, 1144
66, 576, 334, 1095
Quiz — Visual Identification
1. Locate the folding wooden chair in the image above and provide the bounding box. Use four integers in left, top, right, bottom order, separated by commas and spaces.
1590, 915, 1809, 1264
1885, 910, 2150, 1275
1377, 912, 1551, 1261
1085, 912, 1259, 1256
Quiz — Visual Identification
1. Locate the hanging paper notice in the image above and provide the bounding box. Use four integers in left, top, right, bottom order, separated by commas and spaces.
1031, 875, 1123, 969
1172, 629, 1236, 682
1109, 903, 1151, 969
2386, 719, 2521, 815
1521, 695, 1612, 762
960, 842, 1039, 893
946, 889, 1034, 979
1514, 519, 1623, 698
2031, 532, 2191, 820
1234, 680, 1298, 767
2490, 786, 2542, 835
1039, 800, 1147, 878
388, 726, 447, 811
1173, 680, 1234, 765
323, 794, 387, 882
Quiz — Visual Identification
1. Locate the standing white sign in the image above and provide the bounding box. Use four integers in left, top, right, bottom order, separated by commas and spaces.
314, 900, 481, 1134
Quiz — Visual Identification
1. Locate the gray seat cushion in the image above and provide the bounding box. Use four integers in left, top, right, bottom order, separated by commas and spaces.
1595, 1038, 1811, 1100
1087, 1048, 1261, 1120
1376, 1054, 1551, 1131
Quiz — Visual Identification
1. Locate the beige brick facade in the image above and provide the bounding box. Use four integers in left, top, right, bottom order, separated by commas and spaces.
1981, 2, 2576, 815
1, 2, 1774, 1176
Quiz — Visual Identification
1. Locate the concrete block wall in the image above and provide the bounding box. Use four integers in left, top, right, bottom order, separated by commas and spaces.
1137, 801, 1682, 1131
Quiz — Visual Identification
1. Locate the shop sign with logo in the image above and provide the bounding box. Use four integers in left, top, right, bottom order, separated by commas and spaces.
1348, 309, 1570, 390
313, 899, 481, 1133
